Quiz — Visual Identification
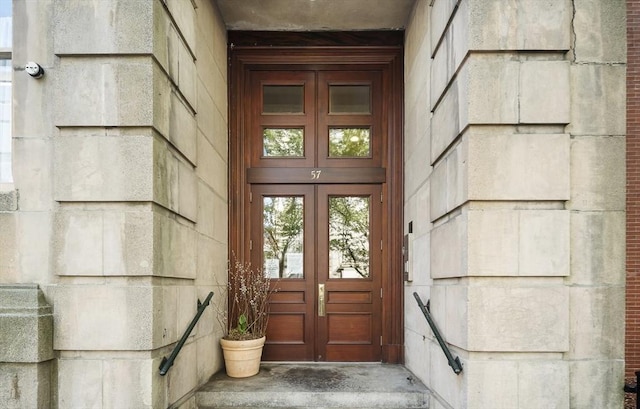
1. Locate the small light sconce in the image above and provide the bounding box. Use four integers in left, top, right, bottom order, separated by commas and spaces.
25, 62, 44, 79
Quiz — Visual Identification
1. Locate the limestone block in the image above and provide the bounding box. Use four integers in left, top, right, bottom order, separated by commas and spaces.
54, 208, 154, 277
405, 0, 429, 74
13, 0, 54, 65
196, 88, 217, 156
569, 211, 625, 286
0, 284, 53, 362
196, 130, 228, 199
430, 211, 466, 279
0, 362, 52, 409
466, 359, 569, 409
164, 0, 197, 53
195, 234, 227, 285
197, 182, 216, 238
467, 209, 519, 276
569, 286, 625, 360
167, 340, 197, 405
405, 286, 431, 336
430, 0, 469, 107
518, 210, 570, 276
102, 358, 154, 409
196, 333, 223, 384
178, 37, 198, 112
156, 286, 179, 347
467, 55, 519, 125
210, 193, 229, 245
169, 91, 198, 165
466, 360, 518, 409
430, 0, 457, 55
519, 61, 570, 124
57, 359, 103, 408
54, 57, 154, 127
431, 73, 468, 161
402, 328, 431, 390
569, 360, 624, 409
12, 68, 53, 140
469, 0, 571, 51
12, 137, 52, 211
195, 0, 227, 61
53, 0, 153, 55
210, 98, 229, 161
475, 210, 567, 276
103, 210, 155, 276
429, 341, 465, 409
153, 211, 197, 279
177, 286, 197, 336
411, 232, 431, 285
178, 160, 197, 222
428, 135, 465, 221
0, 214, 17, 282
467, 285, 569, 351
468, 132, 570, 201
404, 129, 431, 200
517, 361, 570, 409
0, 189, 17, 211
54, 133, 154, 202
51, 285, 154, 350
153, 137, 179, 213
15, 212, 53, 284
567, 64, 626, 136
568, 136, 625, 211
572, 0, 626, 63
442, 284, 468, 348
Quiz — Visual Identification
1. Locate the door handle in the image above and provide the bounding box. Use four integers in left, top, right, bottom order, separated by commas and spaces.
318, 283, 325, 317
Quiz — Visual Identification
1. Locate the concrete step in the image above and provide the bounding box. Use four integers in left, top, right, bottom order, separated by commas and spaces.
196, 363, 430, 408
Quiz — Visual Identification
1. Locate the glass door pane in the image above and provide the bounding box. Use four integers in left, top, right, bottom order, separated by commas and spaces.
328, 196, 370, 279
263, 196, 304, 278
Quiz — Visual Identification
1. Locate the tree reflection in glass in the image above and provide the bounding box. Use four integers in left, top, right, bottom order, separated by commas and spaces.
263, 196, 304, 279
263, 128, 304, 157
329, 128, 370, 157
329, 196, 370, 279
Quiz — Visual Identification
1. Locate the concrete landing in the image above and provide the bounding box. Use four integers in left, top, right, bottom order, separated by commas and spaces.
196, 363, 431, 409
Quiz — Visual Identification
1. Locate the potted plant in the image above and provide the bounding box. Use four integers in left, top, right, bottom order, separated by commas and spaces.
219, 259, 275, 378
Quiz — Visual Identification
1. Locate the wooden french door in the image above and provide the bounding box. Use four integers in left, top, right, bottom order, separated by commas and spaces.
230, 38, 404, 363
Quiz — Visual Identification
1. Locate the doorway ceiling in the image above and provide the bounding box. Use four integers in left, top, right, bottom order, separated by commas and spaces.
213, 0, 416, 31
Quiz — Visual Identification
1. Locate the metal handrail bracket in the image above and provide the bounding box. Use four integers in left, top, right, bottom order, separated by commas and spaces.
159, 291, 214, 376
413, 292, 463, 375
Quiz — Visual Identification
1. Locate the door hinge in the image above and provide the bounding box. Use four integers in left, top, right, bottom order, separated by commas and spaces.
380, 288, 383, 298
249, 192, 253, 203
249, 240, 253, 251
381, 240, 383, 250
380, 335, 383, 344
380, 191, 383, 203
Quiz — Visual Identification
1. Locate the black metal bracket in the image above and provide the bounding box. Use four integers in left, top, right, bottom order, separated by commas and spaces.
625, 371, 640, 409
413, 292, 463, 375
159, 291, 214, 376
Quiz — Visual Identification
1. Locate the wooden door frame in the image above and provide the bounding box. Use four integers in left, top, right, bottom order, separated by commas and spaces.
228, 32, 404, 363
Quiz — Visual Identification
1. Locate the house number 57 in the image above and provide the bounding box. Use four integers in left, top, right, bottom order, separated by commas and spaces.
311, 170, 322, 179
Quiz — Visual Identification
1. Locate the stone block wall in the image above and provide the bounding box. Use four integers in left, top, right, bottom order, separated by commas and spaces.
404, 0, 626, 408
3, 0, 228, 407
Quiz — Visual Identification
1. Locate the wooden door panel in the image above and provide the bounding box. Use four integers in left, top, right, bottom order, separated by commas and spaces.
316, 184, 382, 361
251, 184, 315, 361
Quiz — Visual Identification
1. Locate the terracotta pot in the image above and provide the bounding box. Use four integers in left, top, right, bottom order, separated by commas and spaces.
220, 336, 266, 378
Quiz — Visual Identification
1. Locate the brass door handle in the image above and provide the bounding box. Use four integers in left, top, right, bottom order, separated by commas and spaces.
318, 283, 325, 317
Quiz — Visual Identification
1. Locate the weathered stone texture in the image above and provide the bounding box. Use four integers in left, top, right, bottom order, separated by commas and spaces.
53, 0, 153, 55
466, 359, 570, 409
568, 136, 626, 211
572, 0, 626, 63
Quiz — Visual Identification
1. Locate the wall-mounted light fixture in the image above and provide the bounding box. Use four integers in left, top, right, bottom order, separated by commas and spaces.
25, 62, 44, 79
